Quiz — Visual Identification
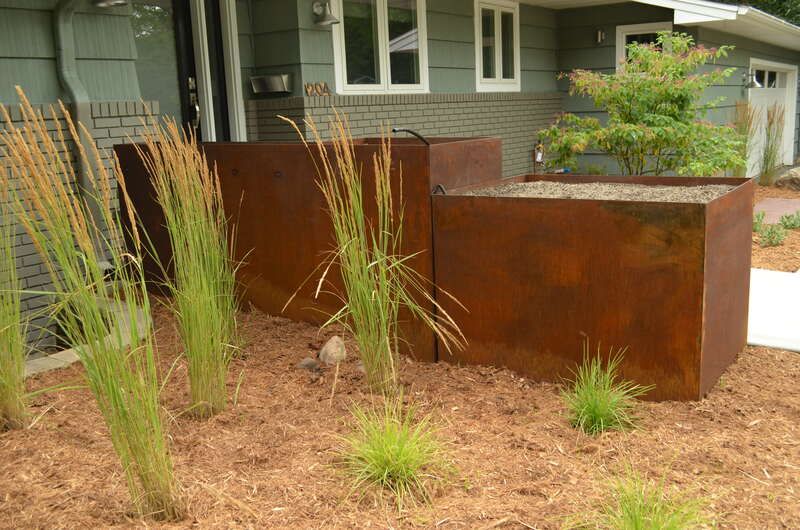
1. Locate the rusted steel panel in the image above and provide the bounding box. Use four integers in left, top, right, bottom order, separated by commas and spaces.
429, 137, 503, 192
700, 179, 754, 396
432, 175, 751, 401
115, 137, 502, 363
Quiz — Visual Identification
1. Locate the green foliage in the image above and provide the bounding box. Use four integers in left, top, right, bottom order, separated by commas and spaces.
586, 467, 711, 530
281, 113, 463, 395
338, 396, 450, 508
757, 223, 787, 247
0, 200, 26, 431
539, 32, 744, 176
0, 88, 183, 520
136, 120, 239, 419
779, 211, 800, 230
561, 342, 653, 435
753, 211, 766, 233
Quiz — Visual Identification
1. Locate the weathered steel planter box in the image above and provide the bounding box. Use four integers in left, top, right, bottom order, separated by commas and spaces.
115, 137, 501, 363
431, 174, 754, 401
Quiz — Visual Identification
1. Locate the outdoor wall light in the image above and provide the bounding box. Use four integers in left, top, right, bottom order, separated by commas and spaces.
92, 0, 128, 7
595, 29, 606, 44
312, 0, 340, 26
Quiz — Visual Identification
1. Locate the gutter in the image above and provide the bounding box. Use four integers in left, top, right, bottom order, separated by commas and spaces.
54, 0, 104, 247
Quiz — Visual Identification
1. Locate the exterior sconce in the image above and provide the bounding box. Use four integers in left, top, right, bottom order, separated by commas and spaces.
312, 1, 340, 26
596, 29, 606, 44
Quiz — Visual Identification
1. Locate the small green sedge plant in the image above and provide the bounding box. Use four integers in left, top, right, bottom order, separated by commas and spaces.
756, 223, 787, 247
0, 87, 183, 520
0, 198, 27, 431
778, 210, 800, 230
753, 211, 766, 233
281, 112, 464, 395
338, 395, 451, 508
586, 466, 712, 529
562, 342, 653, 435
539, 32, 744, 176
134, 119, 238, 419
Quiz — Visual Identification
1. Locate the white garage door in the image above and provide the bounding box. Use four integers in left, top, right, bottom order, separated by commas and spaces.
747, 61, 798, 179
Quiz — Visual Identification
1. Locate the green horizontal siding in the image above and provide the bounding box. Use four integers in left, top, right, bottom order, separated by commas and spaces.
520, 5, 558, 93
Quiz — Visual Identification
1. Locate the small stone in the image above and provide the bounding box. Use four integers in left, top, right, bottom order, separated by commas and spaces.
356, 362, 365, 374
775, 169, 800, 190
296, 357, 320, 373
318, 335, 346, 365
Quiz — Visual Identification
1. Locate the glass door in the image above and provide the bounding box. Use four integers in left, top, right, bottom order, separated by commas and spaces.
130, 0, 233, 141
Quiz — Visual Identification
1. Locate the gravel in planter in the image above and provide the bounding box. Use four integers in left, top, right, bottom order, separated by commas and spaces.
464, 181, 735, 203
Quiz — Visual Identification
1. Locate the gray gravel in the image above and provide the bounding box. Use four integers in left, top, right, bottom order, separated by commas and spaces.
463, 180, 735, 203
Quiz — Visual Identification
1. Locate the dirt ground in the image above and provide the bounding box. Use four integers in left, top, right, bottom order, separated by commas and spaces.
2, 185, 799, 529
752, 185, 800, 272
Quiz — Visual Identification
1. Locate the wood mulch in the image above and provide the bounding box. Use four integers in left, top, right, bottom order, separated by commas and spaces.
753, 185, 800, 272
1, 183, 798, 529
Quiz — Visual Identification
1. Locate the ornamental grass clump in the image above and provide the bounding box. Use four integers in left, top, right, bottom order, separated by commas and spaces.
338, 396, 451, 508
587, 467, 711, 529
0, 199, 27, 431
134, 119, 238, 419
778, 210, 800, 230
281, 112, 464, 395
733, 100, 758, 178
0, 87, 183, 520
759, 103, 785, 186
562, 342, 653, 435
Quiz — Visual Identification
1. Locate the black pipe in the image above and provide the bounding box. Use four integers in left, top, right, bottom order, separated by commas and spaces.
391, 127, 430, 145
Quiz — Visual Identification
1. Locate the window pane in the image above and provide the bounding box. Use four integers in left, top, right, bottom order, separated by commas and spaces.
754, 69, 765, 88
481, 8, 495, 79
501, 11, 514, 79
131, 0, 182, 122
388, 0, 420, 85
343, 0, 380, 85
624, 32, 658, 58
767, 70, 777, 88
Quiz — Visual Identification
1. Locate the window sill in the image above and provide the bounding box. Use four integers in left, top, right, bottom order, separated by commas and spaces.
476, 82, 521, 93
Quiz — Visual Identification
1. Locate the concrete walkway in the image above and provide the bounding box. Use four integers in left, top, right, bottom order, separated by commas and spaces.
753, 198, 800, 224
748, 268, 800, 353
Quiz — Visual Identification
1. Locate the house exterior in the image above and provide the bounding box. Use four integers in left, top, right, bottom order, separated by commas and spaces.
1, 0, 800, 348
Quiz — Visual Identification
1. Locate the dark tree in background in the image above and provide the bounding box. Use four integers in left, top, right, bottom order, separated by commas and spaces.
721, 1, 800, 25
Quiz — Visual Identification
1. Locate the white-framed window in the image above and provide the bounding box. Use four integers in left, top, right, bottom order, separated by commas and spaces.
331, 0, 429, 94
615, 22, 672, 69
474, 0, 520, 92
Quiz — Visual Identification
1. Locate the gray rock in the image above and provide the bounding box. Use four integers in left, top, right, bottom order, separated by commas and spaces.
318, 335, 346, 365
776, 168, 800, 190
296, 357, 321, 373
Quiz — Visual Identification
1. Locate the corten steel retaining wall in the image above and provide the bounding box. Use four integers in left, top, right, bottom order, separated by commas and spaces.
0, 100, 154, 350
115, 137, 502, 363
431, 174, 753, 402
244, 93, 562, 178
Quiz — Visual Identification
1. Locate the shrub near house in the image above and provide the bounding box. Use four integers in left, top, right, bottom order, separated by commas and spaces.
540, 32, 745, 177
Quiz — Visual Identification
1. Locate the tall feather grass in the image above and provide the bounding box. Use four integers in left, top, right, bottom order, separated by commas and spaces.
134, 119, 238, 418
760, 103, 785, 186
0, 198, 27, 431
0, 87, 183, 520
281, 112, 464, 395
733, 100, 758, 178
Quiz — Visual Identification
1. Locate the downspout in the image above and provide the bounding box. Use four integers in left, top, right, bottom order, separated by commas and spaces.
54, 0, 104, 248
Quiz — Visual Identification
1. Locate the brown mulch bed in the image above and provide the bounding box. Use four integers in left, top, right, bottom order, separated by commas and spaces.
3, 300, 800, 529
753, 185, 800, 272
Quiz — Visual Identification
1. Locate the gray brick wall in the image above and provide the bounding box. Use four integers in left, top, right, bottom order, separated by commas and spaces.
1, 100, 155, 352
245, 92, 563, 178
